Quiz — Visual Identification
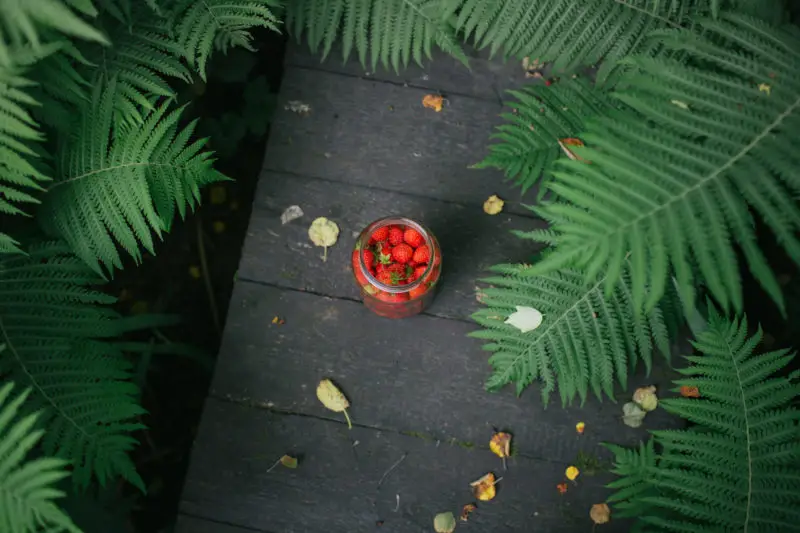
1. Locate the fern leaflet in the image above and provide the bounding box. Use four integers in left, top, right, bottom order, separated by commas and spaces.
605, 310, 800, 531
523, 13, 800, 317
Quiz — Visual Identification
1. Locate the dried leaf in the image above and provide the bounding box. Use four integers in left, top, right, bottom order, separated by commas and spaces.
680, 385, 701, 398
671, 99, 689, 109
575, 422, 585, 434
422, 94, 444, 112
483, 194, 504, 215
433, 512, 456, 533
316, 379, 352, 429
279, 455, 298, 468
556, 482, 568, 494
459, 503, 477, 521
557, 137, 590, 162
590, 503, 611, 524
758, 83, 771, 95
489, 432, 511, 458
565, 466, 579, 481
308, 217, 340, 261
633, 385, 658, 411
280, 205, 304, 225
505, 306, 543, 333
622, 402, 646, 428
470, 473, 497, 501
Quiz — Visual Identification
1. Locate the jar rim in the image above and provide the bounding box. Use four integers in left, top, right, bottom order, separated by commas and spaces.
357, 216, 437, 294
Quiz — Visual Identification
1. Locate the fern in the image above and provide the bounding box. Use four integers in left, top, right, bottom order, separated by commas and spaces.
523, 13, 800, 317
0, 381, 81, 533
470, 261, 670, 405
169, 0, 281, 80
285, 0, 467, 72
474, 76, 615, 195
38, 80, 226, 273
605, 310, 800, 531
0, 242, 175, 491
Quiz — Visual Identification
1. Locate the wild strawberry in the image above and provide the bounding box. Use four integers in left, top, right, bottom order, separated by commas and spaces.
376, 242, 392, 264
408, 284, 428, 300
392, 243, 413, 264
388, 227, 404, 246
403, 228, 424, 248
371, 226, 389, 243
412, 244, 430, 264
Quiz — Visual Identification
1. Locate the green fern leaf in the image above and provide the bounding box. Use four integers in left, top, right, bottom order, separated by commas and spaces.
169, 0, 281, 80
0, 0, 108, 66
605, 310, 800, 531
525, 13, 800, 316
285, 0, 467, 72
474, 76, 615, 195
470, 261, 671, 406
38, 80, 226, 273
0, 381, 82, 533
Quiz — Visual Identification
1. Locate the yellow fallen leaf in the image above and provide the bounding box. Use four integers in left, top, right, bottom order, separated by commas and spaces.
189, 265, 201, 279
483, 194, 504, 215
565, 465, 579, 481
316, 379, 352, 429
470, 473, 497, 501
209, 185, 227, 205
308, 217, 340, 261
460, 503, 477, 521
213, 221, 225, 234
590, 503, 611, 524
422, 94, 444, 112
758, 83, 771, 95
575, 422, 585, 434
633, 385, 658, 411
489, 432, 511, 469
279, 455, 298, 468
433, 512, 456, 533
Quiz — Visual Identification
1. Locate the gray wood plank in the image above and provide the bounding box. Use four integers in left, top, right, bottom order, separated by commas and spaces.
175, 515, 267, 533
238, 172, 546, 320
211, 282, 681, 464
263, 67, 542, 212
180, 398, 631, 533
284, 41, 536, 101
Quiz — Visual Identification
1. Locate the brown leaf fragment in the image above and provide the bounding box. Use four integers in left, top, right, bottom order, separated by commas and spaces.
460, 503, 477, 521
590, 503, 611, 524
422, 94, 444, 112
489, 432, 511, 468
557, 482, 568, 494
557, 137, 590, 163
680, 385, 700, 398
470, 473, 497, 501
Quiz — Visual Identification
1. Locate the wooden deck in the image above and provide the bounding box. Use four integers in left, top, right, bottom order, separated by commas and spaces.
175, 43, 678, 533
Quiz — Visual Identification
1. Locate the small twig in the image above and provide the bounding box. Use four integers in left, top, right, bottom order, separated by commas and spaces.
494, 476, 504, 485
196, 217, 221, 334
378, 453, 408, 487
394, 494, 400, 512
266, 457, 282, 473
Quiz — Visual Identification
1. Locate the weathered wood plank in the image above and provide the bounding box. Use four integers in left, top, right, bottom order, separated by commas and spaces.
263, 67, 540, 212
180, 399, 629, 533
175, 515, 267, 533
284, 41, 530, 101
211, 282, 680, 464
238, 172, 546, 320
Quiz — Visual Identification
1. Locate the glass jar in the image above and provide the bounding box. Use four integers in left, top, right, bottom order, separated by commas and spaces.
351, 216, 442, 319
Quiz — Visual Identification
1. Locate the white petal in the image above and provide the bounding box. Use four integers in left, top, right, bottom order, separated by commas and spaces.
504, 306, 543, 333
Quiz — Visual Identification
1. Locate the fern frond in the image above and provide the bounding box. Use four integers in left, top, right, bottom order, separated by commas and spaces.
168, 0, 281, 80
450, 0, 711, 85
0, 381, 81, 533
0, 0, 108, 66
525, 13, 800, 316
285, 0, 467, 72
0, 242, 177, 492
473, 76, 615, 195
606, 310, 800, 531
38, 80, 226, 273
470, 262, 670, 406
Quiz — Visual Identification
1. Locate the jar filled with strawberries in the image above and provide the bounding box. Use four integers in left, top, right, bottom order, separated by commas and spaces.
351, 216, 441, 318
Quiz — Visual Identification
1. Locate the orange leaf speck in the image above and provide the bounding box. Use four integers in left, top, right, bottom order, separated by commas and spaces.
575, 422, 585, 434
422, 94, 444, 112
557, 483, 568, 494
460, 503, 477, 521
680, 385, 700, 398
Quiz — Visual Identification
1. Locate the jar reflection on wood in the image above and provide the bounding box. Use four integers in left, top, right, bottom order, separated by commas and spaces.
351, 216, 441, 319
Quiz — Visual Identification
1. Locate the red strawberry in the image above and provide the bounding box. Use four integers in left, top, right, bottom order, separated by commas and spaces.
403, 228, 424, 248
412, 244, 430, 264
354, 266, 369, 286
376, 263, 388, 274
362, 249, 375, 268
375, 291, 409, 303
376, 271, 395, 285
392, 243, 413, 264
371, 226, 389, 243
388, 227, 404, 246
376, 242, 392, 264
408, 284, 428, 299
412, 265, 427, 281
408, 260, 417, 268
